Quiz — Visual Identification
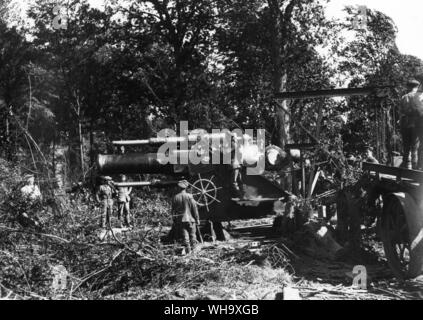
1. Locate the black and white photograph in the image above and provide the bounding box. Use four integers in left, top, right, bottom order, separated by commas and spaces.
0, 0, 423, 304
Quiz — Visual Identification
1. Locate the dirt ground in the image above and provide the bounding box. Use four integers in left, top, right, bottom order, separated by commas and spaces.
105, 217, 423, 300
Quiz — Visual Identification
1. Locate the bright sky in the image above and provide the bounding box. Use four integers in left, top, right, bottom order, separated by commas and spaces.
325, 0, 423, 60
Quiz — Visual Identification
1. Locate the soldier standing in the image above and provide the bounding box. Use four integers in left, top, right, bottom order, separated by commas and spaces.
399, 79, 421, 169
117, 175, 132, 228
171, 180, 200, 254
413, 84, 423, 170
230, 132, 244, 198
96, 176, 115, 228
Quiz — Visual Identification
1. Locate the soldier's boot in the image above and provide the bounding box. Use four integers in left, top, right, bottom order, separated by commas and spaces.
190, 225, 199, 252
183, 229, 192, 254
123, 215, 131, 228
105, 210, 111, 229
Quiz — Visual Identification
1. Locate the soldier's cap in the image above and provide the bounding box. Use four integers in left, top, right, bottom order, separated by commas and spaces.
23, 174, 35, 180
102, 176, 113, 181
407, 79, 420, 87
177, 180, 189, 189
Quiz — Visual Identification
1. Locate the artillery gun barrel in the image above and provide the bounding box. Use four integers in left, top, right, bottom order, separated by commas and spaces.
97, 153, 177, 175
113, 181, 179, 188
113, 133, 233, 146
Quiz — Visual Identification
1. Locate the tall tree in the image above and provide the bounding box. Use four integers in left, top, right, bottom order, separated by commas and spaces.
216, 0, 334, 146
0, 22, 33, 160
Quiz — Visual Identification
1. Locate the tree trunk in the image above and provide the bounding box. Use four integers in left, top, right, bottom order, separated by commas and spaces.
26, 74, 32, 130
275, 86, 290, 148
268, 0, 295, 194
89, 119, 94, 167
268, 0, 291, 148
74, 93, 85, 179
78, 118, 84, 178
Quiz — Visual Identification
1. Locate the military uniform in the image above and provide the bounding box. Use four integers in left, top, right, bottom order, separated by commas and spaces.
96, 177, 115, 228
230, 133, 243, 197
399, 80, 423, 169
172, 180, 200, 253
117, 185, 132, 227
21, 184, 42, 201
19, 174, 42, 228
414, 96, 423, 169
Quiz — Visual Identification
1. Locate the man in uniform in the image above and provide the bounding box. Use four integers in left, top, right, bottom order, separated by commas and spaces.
21, 174, 42, 201
412, 83, 423, 170
171, 180, 200, 254
19, 174, 43, 228
399, 79, 422, 169
364, 146, 379, 164
96, 176, 115, 228
117, 175, 132, 228
230, 132, 244, 198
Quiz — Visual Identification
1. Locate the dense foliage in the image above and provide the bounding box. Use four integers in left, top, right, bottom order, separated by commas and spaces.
0, 0, 422, 184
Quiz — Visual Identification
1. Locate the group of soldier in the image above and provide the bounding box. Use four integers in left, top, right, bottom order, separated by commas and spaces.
96, 175, 133, 229
96, 175, 200, 253
18, 172, 200, 253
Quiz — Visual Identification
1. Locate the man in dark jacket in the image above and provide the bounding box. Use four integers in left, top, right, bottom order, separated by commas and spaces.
171, 180, 200, 253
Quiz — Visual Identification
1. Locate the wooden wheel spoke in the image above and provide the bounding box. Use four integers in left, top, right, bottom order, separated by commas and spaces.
189, 176, 221, 209
190, 184, 204, 194
198, 175, 205, 192
204, 180, 212, 190
203, 192, 221, 203
205, 188, 218, 193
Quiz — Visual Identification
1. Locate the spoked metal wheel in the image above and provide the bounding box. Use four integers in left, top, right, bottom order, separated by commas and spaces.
380, 196, 411, 280
188, 174, 222, 212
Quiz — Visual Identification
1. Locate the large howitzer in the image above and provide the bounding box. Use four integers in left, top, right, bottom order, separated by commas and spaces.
97, 132, 291, 222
